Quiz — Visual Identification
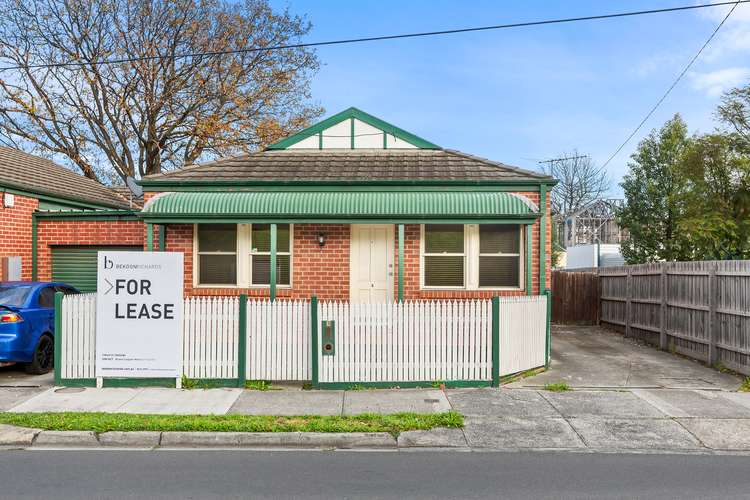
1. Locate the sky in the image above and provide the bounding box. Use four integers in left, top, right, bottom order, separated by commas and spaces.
268, 0, 750, 196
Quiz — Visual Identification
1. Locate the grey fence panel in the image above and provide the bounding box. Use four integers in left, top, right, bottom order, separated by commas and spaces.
597, 260, 750, 376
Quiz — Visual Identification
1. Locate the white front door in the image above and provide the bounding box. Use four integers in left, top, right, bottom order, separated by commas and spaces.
350, 224, 394, 302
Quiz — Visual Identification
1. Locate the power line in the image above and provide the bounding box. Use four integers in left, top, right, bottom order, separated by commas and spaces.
0, 1, 747, 71
601, 1, 741, 169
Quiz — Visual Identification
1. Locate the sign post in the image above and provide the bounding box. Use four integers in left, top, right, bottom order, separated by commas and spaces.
95, 251, 183, 379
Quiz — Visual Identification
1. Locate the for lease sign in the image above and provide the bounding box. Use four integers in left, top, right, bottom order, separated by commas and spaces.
95, 251, 183, 378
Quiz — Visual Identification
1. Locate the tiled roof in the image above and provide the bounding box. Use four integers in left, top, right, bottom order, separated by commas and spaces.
109, 185, 144, 209
144, 149, 552, 183
0, 147, 131, 208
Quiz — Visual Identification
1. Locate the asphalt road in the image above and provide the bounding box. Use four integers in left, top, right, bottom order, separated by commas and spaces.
2, 450, 750, 499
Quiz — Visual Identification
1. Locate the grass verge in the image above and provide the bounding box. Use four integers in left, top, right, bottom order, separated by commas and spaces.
0, 411, 463, 436
245, 380, 273, 391
544, 382, 570, 392
740, 377, 750, 393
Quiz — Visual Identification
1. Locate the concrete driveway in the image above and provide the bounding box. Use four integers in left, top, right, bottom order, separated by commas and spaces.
508, 325, 744, 390
0, 365, 53, 388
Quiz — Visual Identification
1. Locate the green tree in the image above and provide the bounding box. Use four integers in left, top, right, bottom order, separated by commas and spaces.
618, 115, 691, 264
676, 133, 750, 259
717, 84, 750, 148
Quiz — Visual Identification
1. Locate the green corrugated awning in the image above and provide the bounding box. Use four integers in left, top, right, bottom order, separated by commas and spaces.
141, 191, 539, 223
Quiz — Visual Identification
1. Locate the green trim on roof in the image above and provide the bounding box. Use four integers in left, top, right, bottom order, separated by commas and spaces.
266, 107, 440, 150
0, 182, 126, 210
140, 180, 555, 191
142, 191, 538, 222
34, 209, 140, 221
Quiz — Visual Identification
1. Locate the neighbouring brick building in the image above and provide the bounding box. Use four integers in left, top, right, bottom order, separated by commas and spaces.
0, 147, 139, 286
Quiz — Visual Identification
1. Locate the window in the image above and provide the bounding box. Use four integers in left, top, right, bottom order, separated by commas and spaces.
423, 224, 465, 287
197, 224, 237, 285
250, 224, 291, 286
38, 287, 56, 308
0, 286, 32, 307
421, 224, 524, 290
194, 223, 293, 288
479, 225, 521, 288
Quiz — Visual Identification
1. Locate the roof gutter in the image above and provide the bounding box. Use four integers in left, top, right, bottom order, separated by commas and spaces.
0, 180, 128, 210
139, 178, 558, 191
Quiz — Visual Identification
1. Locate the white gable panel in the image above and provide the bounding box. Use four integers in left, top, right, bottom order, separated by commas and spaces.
287, 134, 319, 149
386, 133, 417, 149
321, 120, 351, 149
353, 119, 383, 148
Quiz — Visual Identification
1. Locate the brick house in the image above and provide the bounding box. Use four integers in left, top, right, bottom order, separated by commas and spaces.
0, 147, 140, 286
137, 108, 556, 301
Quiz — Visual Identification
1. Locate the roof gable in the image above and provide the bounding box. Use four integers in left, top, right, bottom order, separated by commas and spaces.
267, 107, 440, 150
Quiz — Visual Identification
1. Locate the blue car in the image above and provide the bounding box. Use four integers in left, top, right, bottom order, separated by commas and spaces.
0, 282, 79, 374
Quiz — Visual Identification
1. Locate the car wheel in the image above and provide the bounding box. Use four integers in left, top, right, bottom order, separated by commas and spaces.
25, 335, 54, 375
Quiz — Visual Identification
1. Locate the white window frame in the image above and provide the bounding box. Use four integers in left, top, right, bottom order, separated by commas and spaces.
193, 223, 294, 289
420, 224, 525, 291
194, 223, 239, 288
420, 224, 466, 290
477, 224, 524, 290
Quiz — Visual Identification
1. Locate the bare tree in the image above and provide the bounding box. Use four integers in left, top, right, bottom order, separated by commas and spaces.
0, 0, 321, 182
717, 84, 750, 147
541, 152, 611, 216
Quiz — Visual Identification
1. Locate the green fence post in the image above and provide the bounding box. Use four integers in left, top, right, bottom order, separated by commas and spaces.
237, 294, 247, 388
311, 296, 319, 388
54, 291, 63, 386
545, 288, 552, 368
491, 296, 500, 387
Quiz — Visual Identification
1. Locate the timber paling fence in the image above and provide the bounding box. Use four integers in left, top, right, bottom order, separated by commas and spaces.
598, 260, 750, 376
56, 294, 550, 388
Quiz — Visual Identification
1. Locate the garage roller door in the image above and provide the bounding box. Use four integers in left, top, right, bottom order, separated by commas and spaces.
51, 246, 142, 292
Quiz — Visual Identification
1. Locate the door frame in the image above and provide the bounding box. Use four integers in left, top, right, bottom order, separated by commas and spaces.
349, 224, 394, 302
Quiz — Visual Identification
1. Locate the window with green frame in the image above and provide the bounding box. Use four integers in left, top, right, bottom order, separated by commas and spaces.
250, 224, 291, 286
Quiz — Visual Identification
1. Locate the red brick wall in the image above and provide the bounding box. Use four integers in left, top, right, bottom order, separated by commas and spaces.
164, 223, 351, 299
0, 192, 38, 280
36, 220, 145, 281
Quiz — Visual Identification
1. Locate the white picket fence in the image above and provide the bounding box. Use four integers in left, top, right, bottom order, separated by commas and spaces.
61, 294, 244, 381
60, 293, 96, 380
497, 296, 547, 376
318, 301, 491, 383
246, 299, 310, 381
59, 294, 548, 384
182, 297, 239, 380
317, 297, 547, 383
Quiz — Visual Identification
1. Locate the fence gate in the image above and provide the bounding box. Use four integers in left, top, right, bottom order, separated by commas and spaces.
551, 270, 599, 325
246, 299, 310, 381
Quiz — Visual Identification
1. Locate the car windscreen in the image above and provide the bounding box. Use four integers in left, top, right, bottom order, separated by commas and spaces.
0, 286, 32, 307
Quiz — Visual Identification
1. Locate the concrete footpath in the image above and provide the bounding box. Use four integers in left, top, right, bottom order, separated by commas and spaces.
2, 385, 750, 454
